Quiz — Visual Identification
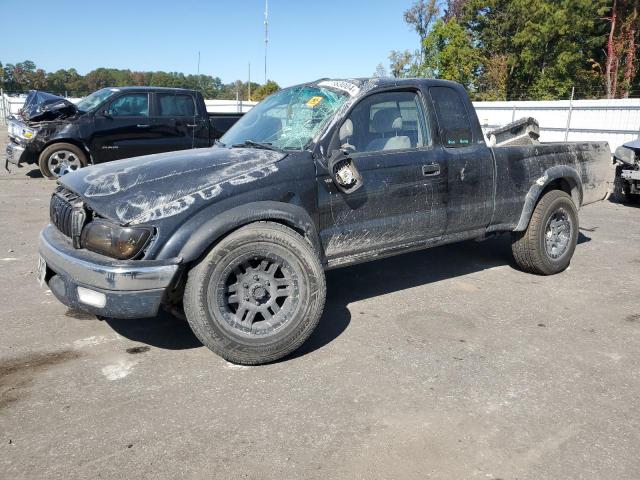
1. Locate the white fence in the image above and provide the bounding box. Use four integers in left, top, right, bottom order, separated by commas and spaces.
2, 91, 639, 151
0, 93, 256, 125
473, 98, 640, 151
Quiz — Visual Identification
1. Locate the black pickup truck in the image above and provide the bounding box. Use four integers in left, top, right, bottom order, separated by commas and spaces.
37, 78, 610, 365
6, 87, 243, 178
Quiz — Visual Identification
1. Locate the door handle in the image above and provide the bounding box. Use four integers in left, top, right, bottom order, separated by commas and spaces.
186, 123, 198, 128
422, 163, 440, 176
136, 124, 150, 128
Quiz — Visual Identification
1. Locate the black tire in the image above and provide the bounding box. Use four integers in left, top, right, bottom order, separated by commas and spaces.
38, 143, 87, 179
183, 222, 326, 365
511, 190, 579, 275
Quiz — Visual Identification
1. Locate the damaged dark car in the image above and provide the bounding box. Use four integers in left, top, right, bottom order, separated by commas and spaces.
612, 140, 640, 203
37, 78, 611, 365
6, 87, 243, 178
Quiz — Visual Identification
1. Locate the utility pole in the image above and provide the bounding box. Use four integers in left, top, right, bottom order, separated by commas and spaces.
248, 62, 251, 101
264, 0, 269, 84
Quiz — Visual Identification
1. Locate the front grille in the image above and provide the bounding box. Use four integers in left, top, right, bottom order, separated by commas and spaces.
50, 187, 86, 248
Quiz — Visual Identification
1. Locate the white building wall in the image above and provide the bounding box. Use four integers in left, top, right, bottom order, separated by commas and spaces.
0, 94, 256, 123
473, 98, 640, 151
2, 92, 639, 151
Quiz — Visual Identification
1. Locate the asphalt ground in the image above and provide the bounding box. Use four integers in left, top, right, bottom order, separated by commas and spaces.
1, 125, 639, 479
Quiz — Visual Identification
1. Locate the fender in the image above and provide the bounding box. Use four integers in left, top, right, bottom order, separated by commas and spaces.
514, 165, 583, 231
156, 201, 322, 263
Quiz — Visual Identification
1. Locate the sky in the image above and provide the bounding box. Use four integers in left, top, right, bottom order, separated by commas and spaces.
1, 0, 420, 87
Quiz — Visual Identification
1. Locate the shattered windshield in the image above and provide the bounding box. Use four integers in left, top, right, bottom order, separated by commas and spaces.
76, 88, 118, 113
221, 85, 349, 150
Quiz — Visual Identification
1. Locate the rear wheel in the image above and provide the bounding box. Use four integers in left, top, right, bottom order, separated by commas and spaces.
511, 190, 579, 275
183, 222, 326, 365
38, 143, 87, 179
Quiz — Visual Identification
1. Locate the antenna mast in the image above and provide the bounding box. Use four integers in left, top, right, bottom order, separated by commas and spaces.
264, 0, 269, 84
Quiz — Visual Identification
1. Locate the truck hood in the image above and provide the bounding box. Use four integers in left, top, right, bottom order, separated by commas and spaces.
21, 90, 78, 122
59, 146, 287, 225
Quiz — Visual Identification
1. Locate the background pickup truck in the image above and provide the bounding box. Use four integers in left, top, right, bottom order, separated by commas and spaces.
37, 78, 611, 365
6, 87, 243, 178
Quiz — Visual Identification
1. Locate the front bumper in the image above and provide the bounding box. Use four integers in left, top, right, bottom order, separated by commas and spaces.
39, 225, 180, 318
621, 169, 640, 181
5, 140, 28, 168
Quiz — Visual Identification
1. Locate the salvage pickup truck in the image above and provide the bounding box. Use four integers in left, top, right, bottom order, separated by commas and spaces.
6, 87, 243, 178
37, 78, 610, 365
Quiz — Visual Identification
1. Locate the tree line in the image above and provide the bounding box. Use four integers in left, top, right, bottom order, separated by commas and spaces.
0, 61, 280, 101
379, 0, 639, 100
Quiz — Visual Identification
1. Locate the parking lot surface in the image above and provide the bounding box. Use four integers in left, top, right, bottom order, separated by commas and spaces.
1, 126, 639, 479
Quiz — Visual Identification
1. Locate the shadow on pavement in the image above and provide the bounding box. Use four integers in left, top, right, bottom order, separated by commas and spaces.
106, 310, 201, 350
26, 168, 44, 179
284, 234, 514, 361
104, 232, 590, 360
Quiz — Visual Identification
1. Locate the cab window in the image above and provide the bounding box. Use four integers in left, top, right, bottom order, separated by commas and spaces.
338, 91, 430, 154
108, 93, 149, 117
158, 94, 196, 116
429, 87, 472, 147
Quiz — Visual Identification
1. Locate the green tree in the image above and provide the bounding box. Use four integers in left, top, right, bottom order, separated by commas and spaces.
403, 0, 440, 62
463, 0, 609, 99
388, 50, 414, 78
415, 19, 482, 89
252, 80, 280, 101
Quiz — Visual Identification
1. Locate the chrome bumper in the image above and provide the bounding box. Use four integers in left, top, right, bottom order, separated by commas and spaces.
5, 141, 26, 168
39, 225, 181, 318
39, 225, 179, 291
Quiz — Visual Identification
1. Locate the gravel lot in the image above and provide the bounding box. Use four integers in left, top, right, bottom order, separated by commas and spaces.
1, 125, 639, 479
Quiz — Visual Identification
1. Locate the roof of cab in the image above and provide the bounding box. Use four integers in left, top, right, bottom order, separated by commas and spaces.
298, 77, 465, 96
105, 86, 198, 93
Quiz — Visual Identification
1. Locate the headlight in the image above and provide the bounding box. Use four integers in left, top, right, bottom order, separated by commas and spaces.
80, 219, 152, 260
22, 128, 35, 139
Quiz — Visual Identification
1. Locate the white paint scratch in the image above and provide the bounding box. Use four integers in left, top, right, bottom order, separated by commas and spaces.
101, 359, 137, 380
224, 362, 249, 371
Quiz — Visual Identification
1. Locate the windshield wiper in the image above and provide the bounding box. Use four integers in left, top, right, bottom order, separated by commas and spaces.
231, 140, 280, 151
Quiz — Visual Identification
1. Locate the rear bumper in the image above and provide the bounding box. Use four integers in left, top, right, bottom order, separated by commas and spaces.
39, 225, 180, 319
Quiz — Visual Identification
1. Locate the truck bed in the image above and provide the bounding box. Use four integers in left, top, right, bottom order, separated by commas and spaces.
489, 141, 611, 232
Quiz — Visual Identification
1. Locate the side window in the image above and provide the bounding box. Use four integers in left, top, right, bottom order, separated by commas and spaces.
108, 93, 149, 117
339, 91, 430, 154
429, 87, 472, 147
158, 94, 196, 116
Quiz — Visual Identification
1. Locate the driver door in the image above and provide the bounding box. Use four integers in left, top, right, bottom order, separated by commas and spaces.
90, 92, 156, 162
317, 90, 448, 262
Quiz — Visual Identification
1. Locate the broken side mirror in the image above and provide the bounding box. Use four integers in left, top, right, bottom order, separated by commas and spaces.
328, 149, 363, 194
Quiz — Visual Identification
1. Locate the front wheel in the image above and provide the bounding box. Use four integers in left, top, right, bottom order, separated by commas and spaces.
183, 222, 326, 365
38, 143, 87, 179
511, 190, 579, 275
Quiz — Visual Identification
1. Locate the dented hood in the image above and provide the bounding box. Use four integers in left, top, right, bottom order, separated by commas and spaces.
21, 90, 78, 122
59, 146, 286, 225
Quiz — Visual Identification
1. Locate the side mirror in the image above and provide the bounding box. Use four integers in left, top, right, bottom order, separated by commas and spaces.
100, 109, 112, 118
328, 149, 363, 194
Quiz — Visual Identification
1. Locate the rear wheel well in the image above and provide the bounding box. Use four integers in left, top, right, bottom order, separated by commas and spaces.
540, 177, 580, 207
